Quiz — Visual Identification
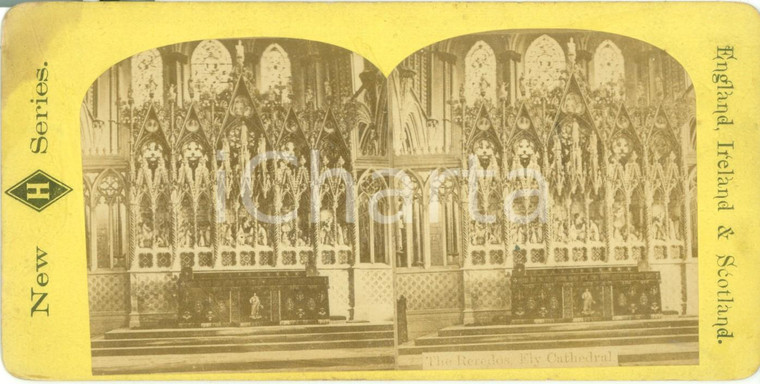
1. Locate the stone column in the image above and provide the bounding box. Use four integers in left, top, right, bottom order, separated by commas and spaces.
128, 197, 141, 328
641, 149, 653, 272
460, 139, 475, 325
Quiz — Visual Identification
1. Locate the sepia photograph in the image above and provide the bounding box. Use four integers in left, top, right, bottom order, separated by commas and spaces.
81, 38, 395, 374
80, 30, 697, 375
388, 29, 698, 370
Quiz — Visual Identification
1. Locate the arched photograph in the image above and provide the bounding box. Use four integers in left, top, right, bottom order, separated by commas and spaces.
81, 30, 697, 375
81, 38, 394, 374
388, 29, 697, 370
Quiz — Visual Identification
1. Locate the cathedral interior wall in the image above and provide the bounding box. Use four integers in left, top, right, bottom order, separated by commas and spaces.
82, 31, 697, 335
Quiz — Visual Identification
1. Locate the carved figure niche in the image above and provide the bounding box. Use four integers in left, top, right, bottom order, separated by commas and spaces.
647, 108, 684, 260
316, 114, 352, 265
175, 105, 213, 253
505, 106, 546, 265
275, 112, 311, 266
547, 82, 606, 265
131, 105, 172, 268
466, 108, 505, 266
607, 107, 645, 263
215, 80, 274, 267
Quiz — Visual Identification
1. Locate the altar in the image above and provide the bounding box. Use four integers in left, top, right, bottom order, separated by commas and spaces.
510, 266, 662, 323
176, 268, 330, 327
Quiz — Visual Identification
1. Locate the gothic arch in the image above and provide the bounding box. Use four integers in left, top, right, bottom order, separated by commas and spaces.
418, 167, 462, 267
646, 106, 681, 156
607, 105, 645, 190
357, 169, 392, 264
395, 169, 424, 268
92, 168, 126, 203
466, 105, 503, 162
356, 101, 382, 156
90, 169, 128, 270
400, 95, 429, 155
134, 104, 172, 178
176, 106, 213, 191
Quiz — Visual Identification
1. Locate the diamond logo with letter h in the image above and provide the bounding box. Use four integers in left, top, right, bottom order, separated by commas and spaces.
5, 170, 72, 212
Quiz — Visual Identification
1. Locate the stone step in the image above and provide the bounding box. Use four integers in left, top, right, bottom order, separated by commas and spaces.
92, 337, 395, 357
437, 318, 697, 337
104, 321, 393, 340
415, 326, 697, 346
92, 347, 395, 375
94, 330, 394, 349
398, 334, 698, 355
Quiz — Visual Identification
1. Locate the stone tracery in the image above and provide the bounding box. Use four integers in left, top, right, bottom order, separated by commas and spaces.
390, 31, 696, 327
83, 32, 697, 333
84, 38, 392, 327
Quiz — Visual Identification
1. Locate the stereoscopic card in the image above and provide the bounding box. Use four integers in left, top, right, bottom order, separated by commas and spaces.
1, 2, 759, 380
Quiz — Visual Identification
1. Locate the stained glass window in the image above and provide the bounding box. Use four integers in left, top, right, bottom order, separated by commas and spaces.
259, 44, 292, 102
464, 40, 497, 105
593, 40, 625, 91
131, 49, 164, 106
524, 35, 566, 93
191, 40, 233, 98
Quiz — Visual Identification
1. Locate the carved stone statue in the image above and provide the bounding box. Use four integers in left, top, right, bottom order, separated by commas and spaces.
222, 224, 233, 246
581, 288, 595, 315
136, 157, 151, 189
139, 220, 153, 248
336, 223, 346, 246
567, 37, 577, 66
153, 157, 169, 188
553, 207, 567, 242
178, 156, 192, 186
197, 224, 210, 247
570, 120, 583, 173
249, 293, 263, 320
529, 223, 543, 244
589, 132, 599, 175
180, 222, 194, 248
257, 225, 269, 246
588, 220, 600, 242
666, 152, 680, 180
625, 152, 642, 182
319, 210, 335, 245
195, 155, 210, 190
235, 40, 245, 69
612, 201, 626, 241
652, 205, 667, 240
281, 222, 294, 247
